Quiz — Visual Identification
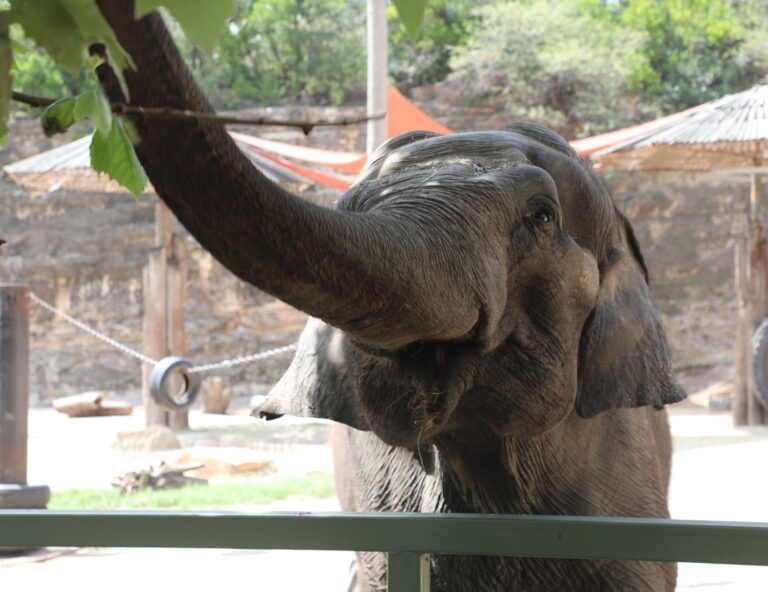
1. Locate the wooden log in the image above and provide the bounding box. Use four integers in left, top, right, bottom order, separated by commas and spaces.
91, 401, 133, 416
53, 391, 133, 417
52, 391, 103, 416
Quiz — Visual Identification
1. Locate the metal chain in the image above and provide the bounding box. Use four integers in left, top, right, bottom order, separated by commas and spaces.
29, 291, 297, 374
187, 343, 297, 374
30, 292, 158, 366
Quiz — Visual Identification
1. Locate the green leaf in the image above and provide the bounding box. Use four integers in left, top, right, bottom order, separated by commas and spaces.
74, 88, 112, 136
57, 0, 134, 73
10, 36, 30, 54
0, 10, 10, 147
392, 0, 426, 41
10, 0, 84, 72
0, 1, 10, 12
41, 97, 76, 137
90, 116, 147, 197
135, 0, 235, 53
10, 0, 132, 92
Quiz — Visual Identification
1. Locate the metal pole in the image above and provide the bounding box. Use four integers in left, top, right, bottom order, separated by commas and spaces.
0, 285, 29, 484
367, 0, 388, 155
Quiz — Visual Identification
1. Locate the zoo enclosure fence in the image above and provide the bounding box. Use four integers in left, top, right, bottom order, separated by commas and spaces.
0, 511, 767, 591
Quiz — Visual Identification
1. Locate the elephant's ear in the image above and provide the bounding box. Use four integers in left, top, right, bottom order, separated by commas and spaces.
255, 317, 370, 431
575, 215, 685, 418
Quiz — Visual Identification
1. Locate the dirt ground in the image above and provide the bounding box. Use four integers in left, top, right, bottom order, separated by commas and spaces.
2, 375, 767, 591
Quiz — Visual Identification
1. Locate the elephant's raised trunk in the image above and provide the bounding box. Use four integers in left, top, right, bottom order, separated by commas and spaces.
95, 3, 485, 350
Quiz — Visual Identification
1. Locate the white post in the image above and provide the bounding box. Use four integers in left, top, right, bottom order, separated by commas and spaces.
367, 0, 388, 155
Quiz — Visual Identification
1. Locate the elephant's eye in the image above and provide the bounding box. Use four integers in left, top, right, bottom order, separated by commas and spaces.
524, 197, 557, 233
532, 208, 552, 226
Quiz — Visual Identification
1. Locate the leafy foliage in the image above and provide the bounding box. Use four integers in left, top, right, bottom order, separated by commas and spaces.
174, 0, 367, 108
616, 0, 762, 112
0, 10, 10, 145
388, 0, 484, 91
90, 116, 148, 197
10, 35, 78, 100
391, 0, 427, 41
3, 0, 768, 192
9, 0, 133, 80
450, 0, 651, 136
40, 97, 76, 136
136, 0, 236, 53
448, 0, 768, 135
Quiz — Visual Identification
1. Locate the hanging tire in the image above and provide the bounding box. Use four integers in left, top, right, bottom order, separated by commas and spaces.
751, 318, 768, 409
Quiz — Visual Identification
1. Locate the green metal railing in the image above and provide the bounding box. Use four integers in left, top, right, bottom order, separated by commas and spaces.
1, 511, 768, 591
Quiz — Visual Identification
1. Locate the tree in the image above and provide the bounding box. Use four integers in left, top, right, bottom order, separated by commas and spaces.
616, 0, 764, 112
387, 0, 485, 92
175, 0, 368, 108
449, 0, 650, 136
9, 27, 82, 101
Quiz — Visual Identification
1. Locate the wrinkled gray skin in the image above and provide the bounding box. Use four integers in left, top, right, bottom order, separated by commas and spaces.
97, 4, 684, 590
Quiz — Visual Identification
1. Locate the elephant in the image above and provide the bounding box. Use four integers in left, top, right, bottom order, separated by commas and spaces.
96, 4, 685, 590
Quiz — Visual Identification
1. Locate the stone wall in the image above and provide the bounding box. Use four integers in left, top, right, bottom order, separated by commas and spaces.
0, 174, 314, 403
607, 171, 751, 370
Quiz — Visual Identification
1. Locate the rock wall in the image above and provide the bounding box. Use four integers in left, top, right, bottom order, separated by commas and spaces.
0, 174, 314, 403
607, 172, 751, 371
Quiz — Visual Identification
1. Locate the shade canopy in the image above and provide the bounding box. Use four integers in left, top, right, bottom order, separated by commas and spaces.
2, 133, 319, 193
593, 85, 768, 172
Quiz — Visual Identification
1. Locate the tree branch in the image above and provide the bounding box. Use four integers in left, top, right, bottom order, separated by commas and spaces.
11, 90, 384, 135
11, 91, 56, 108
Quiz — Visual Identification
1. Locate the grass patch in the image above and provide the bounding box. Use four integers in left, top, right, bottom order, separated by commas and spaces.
50, 472, 334, 510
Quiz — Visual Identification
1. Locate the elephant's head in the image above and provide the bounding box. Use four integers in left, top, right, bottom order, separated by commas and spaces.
93, 6, 683, 449
261, 124, 684, 447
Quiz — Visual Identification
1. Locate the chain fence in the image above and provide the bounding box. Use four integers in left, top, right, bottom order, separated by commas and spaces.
29, 291, 298, 375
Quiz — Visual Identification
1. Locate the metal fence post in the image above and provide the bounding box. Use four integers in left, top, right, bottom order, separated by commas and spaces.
0, 284, 49, 510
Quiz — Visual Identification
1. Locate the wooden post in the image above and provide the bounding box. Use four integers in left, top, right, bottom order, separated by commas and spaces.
142, 249, 169, 427
0, 285, 50, 512
746, 175, 767, 425
733, 240, 749, 426
142, 202, 189, 429
167, 234, 189, 430
0, 285, 29, 484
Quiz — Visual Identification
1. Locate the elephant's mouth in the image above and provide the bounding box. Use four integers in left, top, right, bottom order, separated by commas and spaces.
410, 386, 455, 438
401, 342, 477, 442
